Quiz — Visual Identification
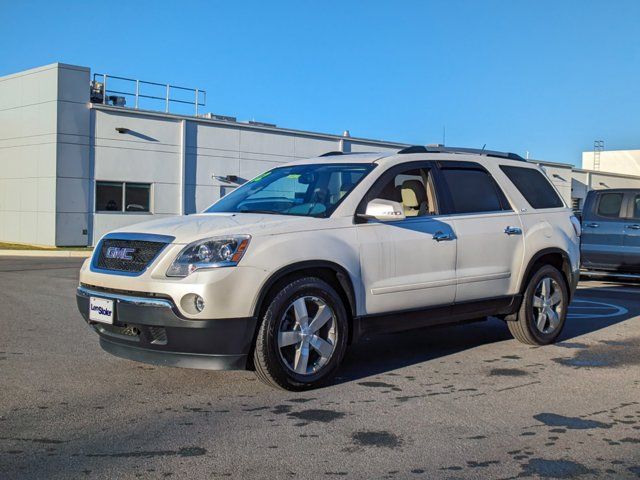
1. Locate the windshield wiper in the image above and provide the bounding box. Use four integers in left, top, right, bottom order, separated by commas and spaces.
236, 209, 281, 215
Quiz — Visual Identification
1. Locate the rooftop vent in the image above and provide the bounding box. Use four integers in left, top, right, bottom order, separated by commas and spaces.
247, 120, 277, 128
201, 113, 237, 122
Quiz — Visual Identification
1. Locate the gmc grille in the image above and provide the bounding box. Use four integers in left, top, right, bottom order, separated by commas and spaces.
96, 239, 167, 273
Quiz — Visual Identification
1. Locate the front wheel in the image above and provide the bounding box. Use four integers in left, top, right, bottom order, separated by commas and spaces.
253, 277, 348, 390
508, 265, 568, 345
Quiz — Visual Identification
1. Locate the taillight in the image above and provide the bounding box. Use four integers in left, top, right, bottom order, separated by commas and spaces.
570, 215, 581, 237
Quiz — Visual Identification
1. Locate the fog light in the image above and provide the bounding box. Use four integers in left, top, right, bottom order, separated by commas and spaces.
194, 295, 205, 312
180, 293, 206, 315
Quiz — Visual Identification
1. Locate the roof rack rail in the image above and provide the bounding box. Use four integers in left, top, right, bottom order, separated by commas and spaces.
397, 145, 525, 162
319, 151, 344, 157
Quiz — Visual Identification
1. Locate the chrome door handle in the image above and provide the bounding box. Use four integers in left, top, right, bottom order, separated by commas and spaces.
432, 231, 453, 242
626, 224, 640, 230
504, 226, 522, 235
585, 223, 599, 228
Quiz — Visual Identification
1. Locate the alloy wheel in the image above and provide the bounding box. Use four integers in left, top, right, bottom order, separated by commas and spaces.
277, 296, 337, 375
532, 277, 564, 334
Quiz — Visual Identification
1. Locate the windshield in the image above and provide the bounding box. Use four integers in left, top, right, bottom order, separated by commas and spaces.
205, 163, 374, 218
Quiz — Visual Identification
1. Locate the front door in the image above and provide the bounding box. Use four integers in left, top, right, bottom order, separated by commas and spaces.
356, 163, 457, 315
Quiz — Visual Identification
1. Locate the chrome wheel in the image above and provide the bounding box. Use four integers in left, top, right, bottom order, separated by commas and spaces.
277, 296, 337, 376
532, 277, 564, 334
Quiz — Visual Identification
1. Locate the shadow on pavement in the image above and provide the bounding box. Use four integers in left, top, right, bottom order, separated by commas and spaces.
333, 285, 638, 385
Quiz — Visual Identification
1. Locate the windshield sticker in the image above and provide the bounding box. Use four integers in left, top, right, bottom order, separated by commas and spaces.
286, 174, 301, 179
250, 171, 271, 182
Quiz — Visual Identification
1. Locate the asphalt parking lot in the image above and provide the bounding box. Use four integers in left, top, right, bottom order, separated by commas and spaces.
1, 257, 639, 479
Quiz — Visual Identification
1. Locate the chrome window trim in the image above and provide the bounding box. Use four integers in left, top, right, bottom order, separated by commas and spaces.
77, 285, 174, 309
90, 232, 175, 277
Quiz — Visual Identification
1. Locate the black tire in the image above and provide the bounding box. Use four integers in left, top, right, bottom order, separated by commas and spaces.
253, 277, 348, 391
508, 265, 568, 345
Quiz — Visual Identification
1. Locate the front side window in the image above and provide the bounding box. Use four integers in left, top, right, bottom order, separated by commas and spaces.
633, 195, 640, 219
96, 181, 151, 213
500, 165, 564, 209
596, 193, 623, 218
374, 168, 436, 217
206, 163, 374, 218
439, 167, 508, 214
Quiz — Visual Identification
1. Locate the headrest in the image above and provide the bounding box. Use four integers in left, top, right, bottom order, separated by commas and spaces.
401, 180, 426, 208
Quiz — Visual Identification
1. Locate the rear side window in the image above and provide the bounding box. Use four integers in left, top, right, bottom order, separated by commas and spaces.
596, 193, 623, 218
500, 165, 564, 209
633, 195, 640, 219
439, 168, 508, 214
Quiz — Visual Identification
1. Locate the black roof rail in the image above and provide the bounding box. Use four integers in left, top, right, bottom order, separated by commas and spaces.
397, 145, 525, 162
319, 151, 344, 157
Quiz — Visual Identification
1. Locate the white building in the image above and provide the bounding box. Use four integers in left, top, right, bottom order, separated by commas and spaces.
582, 149, 640, 176
2, 62, 640, 247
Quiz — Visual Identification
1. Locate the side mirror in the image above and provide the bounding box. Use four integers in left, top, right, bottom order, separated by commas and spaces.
360, 198, 406, 222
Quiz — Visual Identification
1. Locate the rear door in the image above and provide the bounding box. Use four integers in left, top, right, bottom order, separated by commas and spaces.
622, 192, 640, 272
435, 161, 525, 302
581, 191, 627, 271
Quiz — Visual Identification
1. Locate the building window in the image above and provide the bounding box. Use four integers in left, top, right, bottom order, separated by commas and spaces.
96, 181, 151, 213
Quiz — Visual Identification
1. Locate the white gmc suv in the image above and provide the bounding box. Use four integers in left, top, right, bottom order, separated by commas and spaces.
77, 146, 581, 390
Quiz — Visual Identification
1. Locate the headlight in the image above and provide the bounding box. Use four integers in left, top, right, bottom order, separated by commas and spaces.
166, 235, 251, 277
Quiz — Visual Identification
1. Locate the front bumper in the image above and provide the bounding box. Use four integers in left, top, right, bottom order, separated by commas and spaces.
76, 286, 257, 370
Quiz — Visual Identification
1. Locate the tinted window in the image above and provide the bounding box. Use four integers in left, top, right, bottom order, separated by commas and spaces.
439, 168, 506, 214
125, 183, 151, 212
597, 193, 623, 218
96, 181, 151, 213
96, 182, 123, 211
634, 195, 640, 219
500, 165, 564, 209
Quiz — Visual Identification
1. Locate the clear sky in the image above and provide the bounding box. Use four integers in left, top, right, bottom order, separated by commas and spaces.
2, 0, 639, 165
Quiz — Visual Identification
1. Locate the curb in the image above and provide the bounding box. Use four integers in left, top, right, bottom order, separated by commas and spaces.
0, 249, 93, 258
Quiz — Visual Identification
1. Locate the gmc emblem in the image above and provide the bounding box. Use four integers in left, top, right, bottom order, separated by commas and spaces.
105, 246, 136, 260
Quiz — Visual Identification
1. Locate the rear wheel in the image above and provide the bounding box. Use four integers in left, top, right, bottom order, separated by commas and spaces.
508, 265, 568, 345
253, 277, 348, 390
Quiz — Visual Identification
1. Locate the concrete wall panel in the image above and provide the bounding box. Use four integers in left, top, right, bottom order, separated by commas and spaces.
36, 212, 56, 245
293, 136, 338, 158
192, 123, 240, 151
94, 109, 181, 146
56, 177, 90, 213
153, 183, 180, 215
93, 146, 180, 183
57, 142, 90, 178
55, 212, 89, 246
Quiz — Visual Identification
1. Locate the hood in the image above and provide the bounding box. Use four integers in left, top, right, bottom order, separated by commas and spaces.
108, 213, 323, 244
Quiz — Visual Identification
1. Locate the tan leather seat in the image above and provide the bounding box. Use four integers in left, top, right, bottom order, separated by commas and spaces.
401, 180, 428, 216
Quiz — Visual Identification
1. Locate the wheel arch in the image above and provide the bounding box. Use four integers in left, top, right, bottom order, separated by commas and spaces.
250, 260, 358, 341
519, 248, 573, 299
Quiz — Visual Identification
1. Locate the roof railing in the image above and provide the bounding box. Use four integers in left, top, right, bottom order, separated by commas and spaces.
397, 145, 525, 161
91, 73, 206, 116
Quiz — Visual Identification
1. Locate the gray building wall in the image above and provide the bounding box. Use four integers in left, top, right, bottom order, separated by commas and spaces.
1, 63, 59, 245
